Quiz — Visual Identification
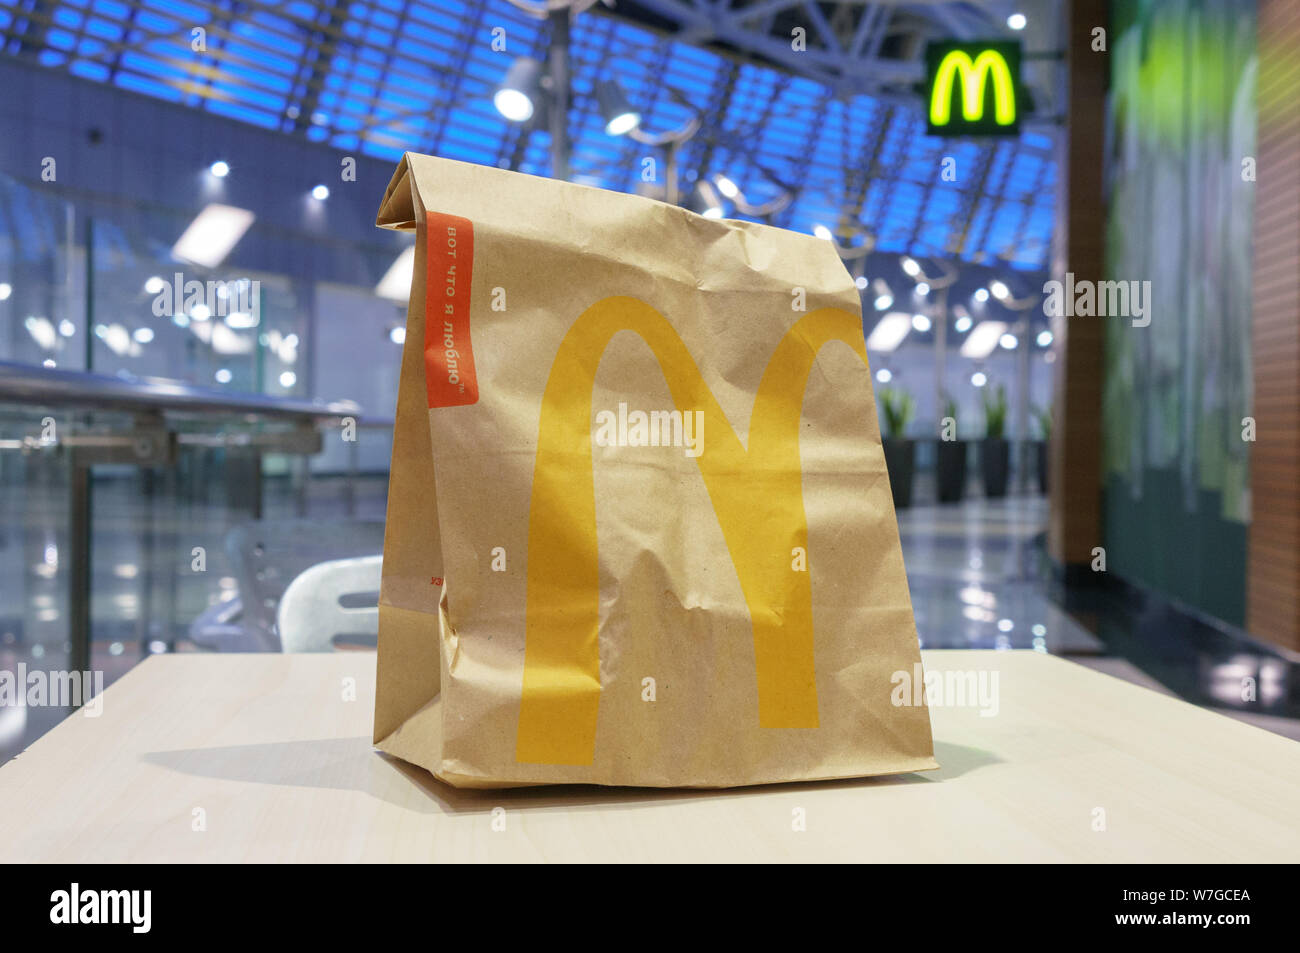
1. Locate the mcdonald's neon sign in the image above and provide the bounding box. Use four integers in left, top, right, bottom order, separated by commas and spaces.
925, 41, 1021, 136
515, 297, 870, 765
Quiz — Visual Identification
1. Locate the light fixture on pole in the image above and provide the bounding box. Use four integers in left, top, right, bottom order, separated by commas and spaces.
872, 279, 894, 311
707, 160, 794, 223
629, 86, 703, 207
687, 180, 724, 219
596, 78, 640, 136
493, 56, 544, 123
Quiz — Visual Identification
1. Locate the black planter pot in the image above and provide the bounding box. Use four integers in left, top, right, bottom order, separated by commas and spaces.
1036, 440, 1049, 494
882, 437, 915, 510
936, 439, 968, 503
981, 437, 1010, 499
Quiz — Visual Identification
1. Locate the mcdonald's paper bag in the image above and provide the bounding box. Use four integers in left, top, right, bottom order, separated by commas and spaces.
373, 152, 935, 788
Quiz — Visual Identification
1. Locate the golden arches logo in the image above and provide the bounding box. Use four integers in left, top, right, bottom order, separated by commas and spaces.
515, 296, 872, 765
929, 48, 1017, 128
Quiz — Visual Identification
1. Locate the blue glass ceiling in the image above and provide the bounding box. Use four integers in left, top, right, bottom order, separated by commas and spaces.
0, 0, 1055, 269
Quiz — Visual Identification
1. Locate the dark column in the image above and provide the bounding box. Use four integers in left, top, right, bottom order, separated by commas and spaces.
1047, 0, 1107, 573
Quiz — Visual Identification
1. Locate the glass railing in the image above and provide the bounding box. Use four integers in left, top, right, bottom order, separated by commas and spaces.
0, 365, 393, 763
0, 169, 402, 763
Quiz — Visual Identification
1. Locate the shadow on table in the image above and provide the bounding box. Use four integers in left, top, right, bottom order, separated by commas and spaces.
143, 736, 999, 815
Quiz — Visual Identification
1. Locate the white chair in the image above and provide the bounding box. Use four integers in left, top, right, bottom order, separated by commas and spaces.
276, 555, 382, 652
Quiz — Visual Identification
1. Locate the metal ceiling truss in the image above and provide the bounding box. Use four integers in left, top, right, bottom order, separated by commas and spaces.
0, 0, 1055, 271
610, 0, 1045, 108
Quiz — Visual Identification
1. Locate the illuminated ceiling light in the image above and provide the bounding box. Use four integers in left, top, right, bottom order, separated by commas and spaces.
279, 371, 297, 388
813, 224, 834, 241
311, 184, 330, 201
210, 322, 252, 354
132, 327, 154, 344
102, 323, 131, 356
875, 368, 892, 383
1037, 329, 1053, 347
215, 368, 233, 384
872, 278, 893, 311
389, 325, 407, 345
900, 255, 921, 277
911, 313, 932, 332
714, 174, 739, 199
143, 275, 166, 295
209, 160, 230, 178
596, 78, 640, 136
24, 316, 57, 350
866, 312, 912, 353
916, 281, 930, 296
1007, 12, 1027, 30
172, 313, 189, 328
953, 303, 972, 332
0, 282, 12, 300
494, 56, 542, 122
58, 319, 75, 337
961, 320, 1008, 359
1000, 332, 1018, 350
974, 287, 990, 303
171, 204, 255, 269
990, 279, 1010, 300
854, 276, 869, 290
971, 371, 988, 387
190, 303, 211, 321
375, 246, 416, 302
225, 311, 259, 329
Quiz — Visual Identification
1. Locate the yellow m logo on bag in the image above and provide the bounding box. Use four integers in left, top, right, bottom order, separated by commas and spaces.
516, 296, 872, 765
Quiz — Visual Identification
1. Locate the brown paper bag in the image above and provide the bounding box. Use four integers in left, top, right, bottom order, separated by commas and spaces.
372, 151, 935, 788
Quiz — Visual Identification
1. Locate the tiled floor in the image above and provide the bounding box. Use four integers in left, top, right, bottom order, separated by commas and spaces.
898, 493, 1104, 654
2, 471, 1298, 766
898, 491, 1300, 742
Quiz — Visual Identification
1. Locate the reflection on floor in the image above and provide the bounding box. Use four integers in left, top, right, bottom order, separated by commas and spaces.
2, 475, 1297, 767
899, 494, 1300, 743
899, 495, 1104, 654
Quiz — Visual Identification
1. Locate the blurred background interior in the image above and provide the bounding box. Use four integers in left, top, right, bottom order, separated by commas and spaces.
1, 0, 1297, 762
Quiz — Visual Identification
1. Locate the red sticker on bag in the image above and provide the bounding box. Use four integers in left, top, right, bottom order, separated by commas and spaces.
424, 211, 478, 408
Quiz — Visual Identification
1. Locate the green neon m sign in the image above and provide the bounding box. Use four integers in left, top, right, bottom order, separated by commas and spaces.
925, 41, 1021, 136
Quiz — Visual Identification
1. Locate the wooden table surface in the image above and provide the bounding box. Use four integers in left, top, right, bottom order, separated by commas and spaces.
1, 650, 1297, 862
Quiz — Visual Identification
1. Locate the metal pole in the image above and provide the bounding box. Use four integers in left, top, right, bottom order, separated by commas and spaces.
934, 286, 949, 430
138, 465, 156, 655
665, 141, 679, 206
548, 6, 571, 181
68, 455, 91, 679
1014, 311, 1032, 494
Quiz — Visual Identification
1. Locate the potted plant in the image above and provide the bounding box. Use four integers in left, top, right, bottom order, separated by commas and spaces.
980, 384, 1010, 498
1032, 403, 1052, 494
878, 386, 916, 509
936, 394, 967, 503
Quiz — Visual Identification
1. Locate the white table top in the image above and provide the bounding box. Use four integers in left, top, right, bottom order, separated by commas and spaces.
1, 650, 1297, 862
